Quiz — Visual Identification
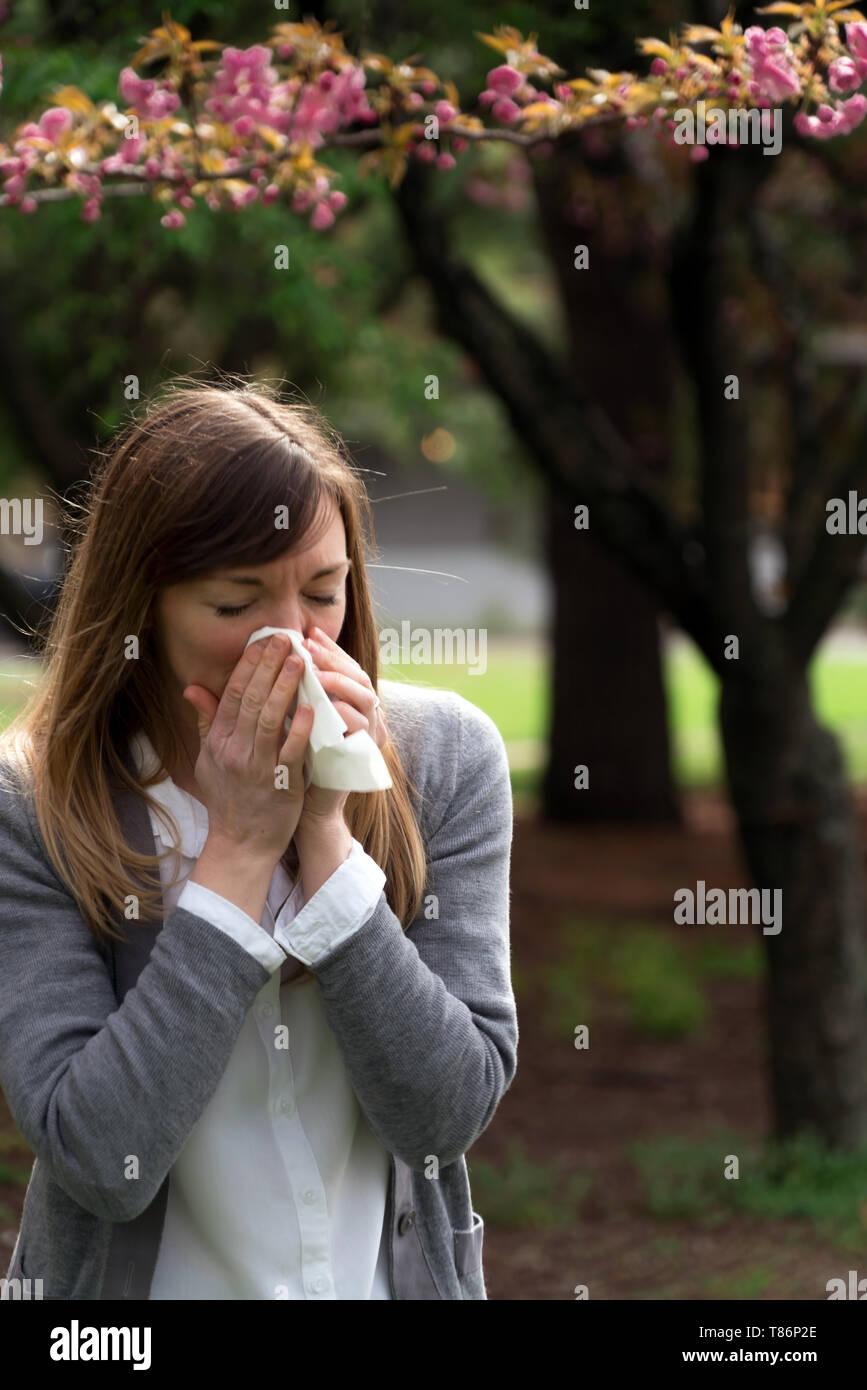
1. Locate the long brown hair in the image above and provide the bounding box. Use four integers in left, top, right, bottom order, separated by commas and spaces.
0, 375, 428, 986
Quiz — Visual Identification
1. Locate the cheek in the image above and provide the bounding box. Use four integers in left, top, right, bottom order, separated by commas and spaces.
178, 622, 246, 687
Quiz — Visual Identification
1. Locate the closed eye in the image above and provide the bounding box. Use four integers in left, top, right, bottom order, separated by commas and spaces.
215, 595, 340, 617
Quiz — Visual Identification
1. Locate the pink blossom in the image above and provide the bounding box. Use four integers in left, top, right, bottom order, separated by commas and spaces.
286, 65, 374, 148
452, 136, 468, 153
743, 24, 800, 104
310, 201, 334, 230
838, 92, 867, 132
796, 93, 867, 139
486, 65, 523, 96
3, 173, 26, 199
846, 22, 867, 61
81, 197, 102, 223
414, 142, 436, 162
436, 151, 456, 170
328, 190, 347, 212
435, 100, 457, 124
690, 146, 710, 162
118, 67, 180, 121
262, 183, 281, 205
491, 97, 521, 125
204, 46, 278, 127
160, 209, 186, 229
650, 58, 668, 76
38, 106, 73, 143
20, 196, 37, 214
829, 57, 861, 94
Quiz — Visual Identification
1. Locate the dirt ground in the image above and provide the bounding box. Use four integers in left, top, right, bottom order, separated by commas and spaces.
1, 789, 864, 1299
474, 790, 867, 1301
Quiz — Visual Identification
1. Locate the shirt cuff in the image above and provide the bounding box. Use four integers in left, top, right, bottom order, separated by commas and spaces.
176, 879, 287, 975
273, 838, 387, 968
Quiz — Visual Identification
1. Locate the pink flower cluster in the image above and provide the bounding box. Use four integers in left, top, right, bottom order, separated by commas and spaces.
478, 64, 560, 125
290, 172, 347, 230
204, 44, 280, 135
742, 25, 800, 106
287, 65, 377, 148
118, 66, 181, 121
795, 93, 867, 138
1, 105, 76, 212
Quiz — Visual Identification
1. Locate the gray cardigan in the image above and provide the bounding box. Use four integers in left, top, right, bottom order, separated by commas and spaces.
0, 678, 517, 1300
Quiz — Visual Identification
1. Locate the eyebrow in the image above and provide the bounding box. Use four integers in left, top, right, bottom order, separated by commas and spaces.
212, 560, 351, 588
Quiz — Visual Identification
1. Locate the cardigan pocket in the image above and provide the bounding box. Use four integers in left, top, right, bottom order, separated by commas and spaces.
453, 1210, 484, 1277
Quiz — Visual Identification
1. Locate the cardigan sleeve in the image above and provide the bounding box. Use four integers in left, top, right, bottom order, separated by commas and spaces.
0, 769, 277, 1224
303, 692, 518, 1171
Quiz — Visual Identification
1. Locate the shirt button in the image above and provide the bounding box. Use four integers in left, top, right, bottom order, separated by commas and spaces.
302, 1189, 318, 1205
308, 1275, 329, 1294
258, 1002, 274, 1021
278, 1095, 295, 1116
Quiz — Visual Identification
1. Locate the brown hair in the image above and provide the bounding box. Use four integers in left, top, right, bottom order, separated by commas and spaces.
0, 374, 428, 986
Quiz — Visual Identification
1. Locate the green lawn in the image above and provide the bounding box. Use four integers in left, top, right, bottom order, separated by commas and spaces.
5, 635, 867, 788
382, 636, 867, 788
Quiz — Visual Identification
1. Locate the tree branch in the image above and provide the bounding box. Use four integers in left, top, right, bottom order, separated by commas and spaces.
392, 159, 717, 667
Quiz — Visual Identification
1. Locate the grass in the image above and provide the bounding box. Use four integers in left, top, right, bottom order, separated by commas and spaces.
357, 635, 867, 788
629, 1129, 867, 1252
6, 633, 867, 789
702, 1265, 776, 1298
533, 918, 718, 1043
468, 1138, 592, 1230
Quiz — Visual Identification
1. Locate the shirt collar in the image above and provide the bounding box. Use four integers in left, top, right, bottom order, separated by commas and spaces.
128, 730, 210, 860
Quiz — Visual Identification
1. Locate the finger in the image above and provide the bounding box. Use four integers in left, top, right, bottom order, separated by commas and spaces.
329, 699, 370, 735
305, 633, 373, 690
314, 668, 379, 719
256, 652, 305, 758
232, 634, 294, 749
277, 701, 315, 781
209, 635, 275, 743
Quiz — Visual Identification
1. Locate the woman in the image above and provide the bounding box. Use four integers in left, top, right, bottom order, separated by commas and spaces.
0, 378, 517, 1301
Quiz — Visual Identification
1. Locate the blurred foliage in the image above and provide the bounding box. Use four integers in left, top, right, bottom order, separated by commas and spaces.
630, 1128, 867, 1251
537, 918, 713, 1042
468, 1137, 592, 1229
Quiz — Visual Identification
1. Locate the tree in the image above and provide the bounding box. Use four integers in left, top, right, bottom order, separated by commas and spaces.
4, 4, 867, 1147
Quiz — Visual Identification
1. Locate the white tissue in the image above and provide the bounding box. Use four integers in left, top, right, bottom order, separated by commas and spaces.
243, 626, 392, 793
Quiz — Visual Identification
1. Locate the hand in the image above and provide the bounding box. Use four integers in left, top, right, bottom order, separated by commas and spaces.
181, 634, 314, 863
296, 626, 387, 831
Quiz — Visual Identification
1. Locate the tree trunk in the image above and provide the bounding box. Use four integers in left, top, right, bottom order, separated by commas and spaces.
543, 486, 679, 820
533, 130, 680, 823
719, 664, 867, 1148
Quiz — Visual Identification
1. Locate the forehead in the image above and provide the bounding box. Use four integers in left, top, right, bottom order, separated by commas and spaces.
216, 507, 347, 580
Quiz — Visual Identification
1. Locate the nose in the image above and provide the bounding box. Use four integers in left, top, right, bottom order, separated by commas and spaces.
267, 617, 317, 649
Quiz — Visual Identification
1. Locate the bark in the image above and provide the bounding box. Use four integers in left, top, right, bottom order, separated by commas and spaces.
543, 487, 678, 821
533, 132, 679, 822
720, 663, 867, 1148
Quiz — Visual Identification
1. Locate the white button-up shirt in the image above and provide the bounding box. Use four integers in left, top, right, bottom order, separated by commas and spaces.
128, 732, 394, 1300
